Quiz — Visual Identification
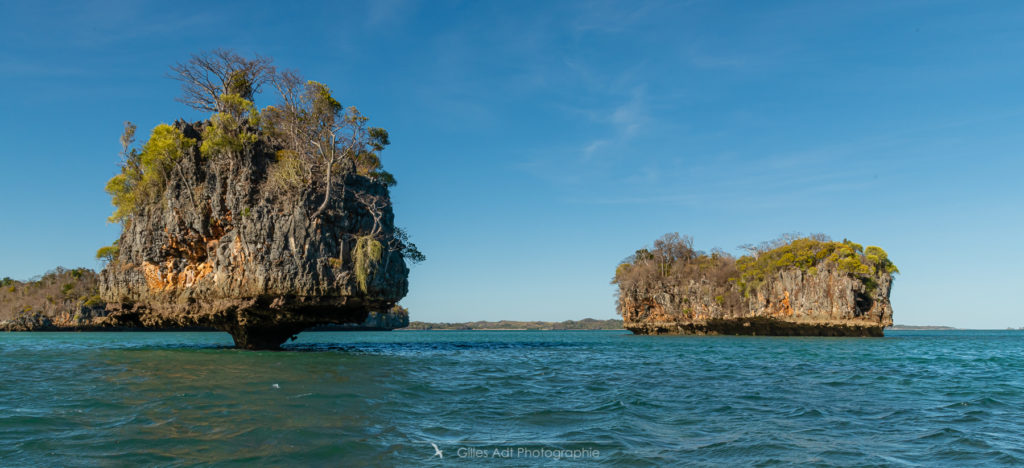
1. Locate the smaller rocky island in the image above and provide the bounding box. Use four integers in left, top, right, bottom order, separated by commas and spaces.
614, 234, 897, 337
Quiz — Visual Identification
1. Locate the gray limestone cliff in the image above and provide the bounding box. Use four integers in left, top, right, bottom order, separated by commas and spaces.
615, 235, 896, 337
99, 120, 409, 348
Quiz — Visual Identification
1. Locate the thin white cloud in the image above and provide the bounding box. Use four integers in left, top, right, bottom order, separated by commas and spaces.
579, 86, 650, 159
582, 140, 609, 158
365, 0, 418, 27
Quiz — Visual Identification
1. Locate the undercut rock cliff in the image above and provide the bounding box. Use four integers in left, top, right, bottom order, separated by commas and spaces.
99, 120, 409, 349
615, 234, 895, 337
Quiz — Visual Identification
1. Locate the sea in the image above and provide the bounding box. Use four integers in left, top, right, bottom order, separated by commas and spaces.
2, 330, 1023, 466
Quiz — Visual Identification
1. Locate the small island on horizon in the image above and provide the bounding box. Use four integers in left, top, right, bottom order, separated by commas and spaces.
614, 233, 898, 337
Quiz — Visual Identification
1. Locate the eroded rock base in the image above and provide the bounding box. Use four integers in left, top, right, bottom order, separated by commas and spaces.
626, 317, 884, 337
226, 324, 308, 350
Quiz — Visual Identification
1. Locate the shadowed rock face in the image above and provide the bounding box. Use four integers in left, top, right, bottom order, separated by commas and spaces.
311, 308, 410, 331
619, 264, 893, 336
100, 121, 409, 349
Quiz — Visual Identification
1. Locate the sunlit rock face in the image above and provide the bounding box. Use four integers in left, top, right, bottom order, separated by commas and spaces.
619, 263, 893, 337
100, 121, 408, 349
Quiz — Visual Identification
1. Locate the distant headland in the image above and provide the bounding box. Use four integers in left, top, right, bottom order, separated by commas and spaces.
400, 318, 624, 331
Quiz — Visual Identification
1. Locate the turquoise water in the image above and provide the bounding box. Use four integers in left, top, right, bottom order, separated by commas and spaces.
2, 330, 1024, 466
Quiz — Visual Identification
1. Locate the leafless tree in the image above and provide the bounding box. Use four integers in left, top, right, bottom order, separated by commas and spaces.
168, 49, 274, 112
352, 190, 388, 239
119, 121, 136, 157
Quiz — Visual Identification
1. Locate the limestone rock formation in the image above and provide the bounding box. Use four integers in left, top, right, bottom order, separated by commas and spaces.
615, 234, 895, 337
100, 120, 409, 349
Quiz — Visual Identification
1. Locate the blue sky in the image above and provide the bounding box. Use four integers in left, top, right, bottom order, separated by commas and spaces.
1, 1, 1022, 327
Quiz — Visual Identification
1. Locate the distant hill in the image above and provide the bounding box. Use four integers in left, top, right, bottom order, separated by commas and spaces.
886, 324, 957, 330
402, 318, 623, 330
0, 268, 109, 330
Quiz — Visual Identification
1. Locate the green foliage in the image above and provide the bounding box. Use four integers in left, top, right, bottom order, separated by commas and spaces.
369, 169, 397, 187
82, 292, 104, 309
200, 94, 260, 157
1, 277, 12, 287
393, 227, 426, 264
354, 236, 383, 294
105, 124, 196, 222
140, 124, 197, 186
615, 233, 898, 318
634, 248, 654, 262
104, 173, 136, 223
102, 53, 422, 289
96, 241, 120, 265
615, 263, 631, 280
865, 246, 899, 274
735, 236, 898, 296
226, 69, 255, 101
307, 81, 342, 116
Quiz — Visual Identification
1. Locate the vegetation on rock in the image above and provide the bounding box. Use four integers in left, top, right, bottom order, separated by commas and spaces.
95, 241, 119, 265
614, 233, 898, 297
0, 268, 106, 330
613, 233, 898, 336
354, 236, 383, 294
102, 49, 423, 266
734, 235, 898, 296
612, 233, 745, 311
97, 49, 422, 349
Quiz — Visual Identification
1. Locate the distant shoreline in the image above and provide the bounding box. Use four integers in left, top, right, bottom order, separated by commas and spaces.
399, 318, 624, 331
394, 328, 627, 331
886, 325, 958, 330
6, 322, 999, 333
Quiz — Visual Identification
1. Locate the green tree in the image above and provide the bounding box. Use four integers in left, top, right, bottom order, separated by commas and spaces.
96, 241, 120, 265
105, 124, 197, 222
200, 93, 261, 158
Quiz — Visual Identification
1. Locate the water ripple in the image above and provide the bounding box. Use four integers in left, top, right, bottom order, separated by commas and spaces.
3, 330, 1024, 465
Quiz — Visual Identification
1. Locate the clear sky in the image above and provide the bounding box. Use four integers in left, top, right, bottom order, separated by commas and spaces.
1, 1, 1022, 328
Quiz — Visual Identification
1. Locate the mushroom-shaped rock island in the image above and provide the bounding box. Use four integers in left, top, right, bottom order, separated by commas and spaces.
614, 234, 896, 337
98, 51, 421, 349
